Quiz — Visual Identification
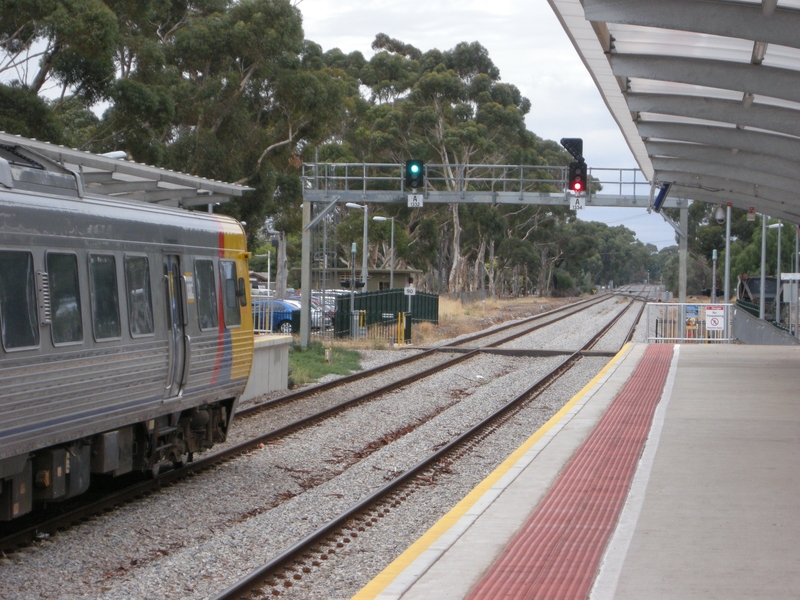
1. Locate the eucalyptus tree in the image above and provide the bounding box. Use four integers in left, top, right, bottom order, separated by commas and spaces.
328, 34, 570, 294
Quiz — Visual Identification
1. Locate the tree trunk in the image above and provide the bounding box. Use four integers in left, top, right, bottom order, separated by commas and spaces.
31, 44, 58, 93
489, 240, 496, 297
438, 223, 448, 295
474, 239, 486, 291
276, 233, 288, 298
538, 246, 549, 297
448, 203, 464, 292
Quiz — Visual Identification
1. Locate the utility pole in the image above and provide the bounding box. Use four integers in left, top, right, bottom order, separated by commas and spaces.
679, 207, 688, 303
711, 249, 717, 303
300, 201, 311, 349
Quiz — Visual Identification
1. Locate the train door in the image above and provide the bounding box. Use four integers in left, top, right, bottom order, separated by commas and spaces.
163, 255, 186, 397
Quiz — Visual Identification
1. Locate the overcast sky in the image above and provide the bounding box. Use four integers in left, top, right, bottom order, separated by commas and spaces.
299, 0, 678, 249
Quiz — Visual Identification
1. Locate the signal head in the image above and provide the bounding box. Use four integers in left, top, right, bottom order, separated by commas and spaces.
405, 159, 424, 189
568, 160, 587, 194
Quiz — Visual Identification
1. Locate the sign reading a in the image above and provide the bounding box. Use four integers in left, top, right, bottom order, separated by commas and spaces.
571, 196, 585, 210
408, 194, 423, 208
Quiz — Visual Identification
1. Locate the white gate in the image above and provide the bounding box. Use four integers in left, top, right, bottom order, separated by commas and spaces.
646, 303, 733, 343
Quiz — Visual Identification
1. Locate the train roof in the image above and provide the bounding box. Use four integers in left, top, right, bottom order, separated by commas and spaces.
0, 134, 249, 251
0, 185, 246, 252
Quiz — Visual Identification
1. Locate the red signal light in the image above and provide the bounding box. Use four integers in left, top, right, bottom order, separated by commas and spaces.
568, 160, 587, 194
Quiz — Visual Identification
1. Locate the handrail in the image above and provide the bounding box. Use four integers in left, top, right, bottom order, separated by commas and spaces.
302, 162, 652, 198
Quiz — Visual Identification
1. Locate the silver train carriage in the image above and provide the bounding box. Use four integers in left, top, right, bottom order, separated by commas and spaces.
0, 153, 254, 520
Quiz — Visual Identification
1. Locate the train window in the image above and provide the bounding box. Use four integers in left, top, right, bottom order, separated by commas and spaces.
46, 253, 83, 344
0, 250, 39, 350
219, 260, 241, 327
89, 254, 121, 340
124, 256, 154, 336
195, 259, 218, 330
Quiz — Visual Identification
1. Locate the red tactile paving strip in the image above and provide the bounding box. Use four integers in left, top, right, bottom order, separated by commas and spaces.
467, 344, 674, 600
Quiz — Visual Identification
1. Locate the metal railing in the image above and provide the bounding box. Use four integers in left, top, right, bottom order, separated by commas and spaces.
303, 162, 652, 198
332, 289, 438, 340
646, 303, 733, 344
304, 162, 567, 195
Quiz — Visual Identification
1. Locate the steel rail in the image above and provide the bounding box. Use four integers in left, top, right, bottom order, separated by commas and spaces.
211, 299, 638, 600
0, 294, 615, 553
235, 292, 610, 417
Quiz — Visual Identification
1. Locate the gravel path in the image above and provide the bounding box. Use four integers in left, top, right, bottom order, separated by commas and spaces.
0, 299, 633, 600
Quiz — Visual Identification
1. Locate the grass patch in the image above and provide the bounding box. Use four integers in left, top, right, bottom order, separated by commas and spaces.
288, 342, 361, 388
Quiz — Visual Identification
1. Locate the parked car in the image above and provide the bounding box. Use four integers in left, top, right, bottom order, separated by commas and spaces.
252, 298, 299, 334
313, 295, 338, 318
286, 296, 332, 329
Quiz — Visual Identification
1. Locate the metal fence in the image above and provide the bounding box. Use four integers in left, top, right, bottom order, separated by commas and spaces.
333, 289, 439, 340
646, 303, 733, 343
252, 300, 300, 334
301, 162, 653, 200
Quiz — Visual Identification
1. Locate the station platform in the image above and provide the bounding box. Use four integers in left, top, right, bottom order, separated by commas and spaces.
354, 343, 800, 599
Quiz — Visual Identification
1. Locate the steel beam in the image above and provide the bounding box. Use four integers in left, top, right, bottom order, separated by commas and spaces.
91, 180, 161, 194
652, 158, 800, 195
129, 189, 202, 203
627, 93, 800, 139
584, 0, 800, 50
179, 194, 230, 208
656, 169, 795, 207
679, 207, 687, 303
671, 185, 800, 223
646, 141, 800, 183
0, 132, 252, 199
303, 190, 687, 209
637, 122, 800, 163
611, 54, 800, 105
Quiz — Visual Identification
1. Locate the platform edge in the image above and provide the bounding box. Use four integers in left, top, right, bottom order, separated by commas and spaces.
353, 342, 638, 600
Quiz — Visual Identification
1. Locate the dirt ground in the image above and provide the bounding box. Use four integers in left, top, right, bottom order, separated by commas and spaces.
335, 295, 580, 349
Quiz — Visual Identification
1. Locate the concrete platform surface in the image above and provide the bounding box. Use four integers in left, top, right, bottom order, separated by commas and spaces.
606, 344, 800, 600
354, 344, 800, 599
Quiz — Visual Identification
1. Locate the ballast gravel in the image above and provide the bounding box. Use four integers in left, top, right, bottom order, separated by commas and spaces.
0, 298, 634, 600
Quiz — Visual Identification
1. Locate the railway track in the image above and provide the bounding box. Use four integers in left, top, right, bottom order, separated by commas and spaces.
211, 297, 645, 599
0, 292, 644, 561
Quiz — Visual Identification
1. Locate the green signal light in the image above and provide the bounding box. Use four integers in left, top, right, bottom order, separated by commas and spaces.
405, 159, 424, 188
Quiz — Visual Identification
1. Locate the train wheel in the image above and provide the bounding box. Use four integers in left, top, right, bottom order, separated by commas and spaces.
172, 453, 189, 469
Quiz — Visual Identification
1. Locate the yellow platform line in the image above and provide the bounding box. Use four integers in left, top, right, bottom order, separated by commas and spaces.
352, 343, 634, 600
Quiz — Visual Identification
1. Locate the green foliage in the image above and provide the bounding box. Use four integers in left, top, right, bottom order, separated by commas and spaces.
4, 6, 770, 299
0, 83, 63, 141
288, 342, 361, 387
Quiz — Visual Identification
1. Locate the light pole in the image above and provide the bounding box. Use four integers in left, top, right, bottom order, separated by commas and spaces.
724, 203, 731, 303
711, 249, 717, 303
760, 215, 767, 319
346, 202, 368, 290
768, 221, 783, 324
373, 215, 395, 289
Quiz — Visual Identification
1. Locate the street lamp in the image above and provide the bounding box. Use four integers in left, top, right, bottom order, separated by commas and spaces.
760, 216, 767, 319
769, 221, 783, 324
346, 202, 368, 290
373, 215, 395, 289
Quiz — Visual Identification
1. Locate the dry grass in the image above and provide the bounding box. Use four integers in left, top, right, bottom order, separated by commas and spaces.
330, 295, 579, 350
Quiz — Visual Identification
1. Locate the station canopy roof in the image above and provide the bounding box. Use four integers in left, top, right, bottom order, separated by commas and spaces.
0, 132, 252, 207
548, 0, 800, 222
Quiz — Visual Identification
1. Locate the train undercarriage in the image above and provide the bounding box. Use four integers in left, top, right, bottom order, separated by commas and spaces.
0, 400, 235, 521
